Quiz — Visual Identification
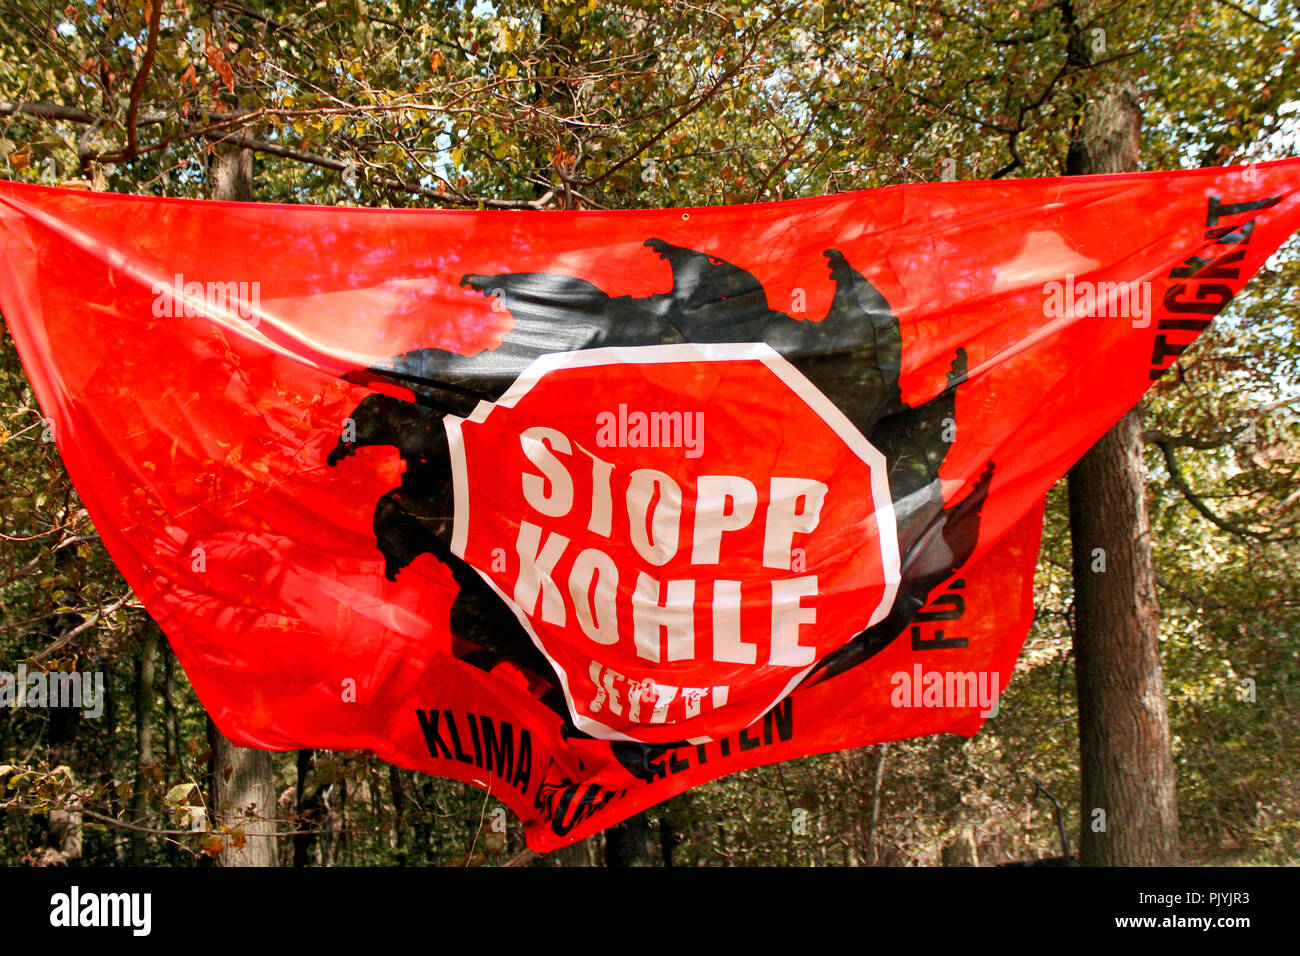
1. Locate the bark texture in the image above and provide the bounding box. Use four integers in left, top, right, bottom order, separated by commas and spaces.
605, 810, 658, 866
1070, 407, 1181, 865
130, 624, 157, 864
1064, 10, 1181, 864
207, 144, 279, 867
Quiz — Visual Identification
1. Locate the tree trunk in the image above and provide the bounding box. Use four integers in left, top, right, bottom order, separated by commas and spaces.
293, 749, 321, 867
1063, 1, 1180, 867
866, 743, 888, 865
208, 715, 278, 866
44, 542, 82, 864
102, 663, 125, 864
205, 143, 279, 867
388, 764, 407, 866
335, 776, 349, 866
605, 810, 657, 866
163, 642, 178, 783
413, 775, 434, 865
541, 836, 594, 867
45, 700, 82, 864
1069, 407, 1181, 864
211, 144, 254, 202
658, 792, 694, 867
162, 641, 180, 865
130, 623, 158, 864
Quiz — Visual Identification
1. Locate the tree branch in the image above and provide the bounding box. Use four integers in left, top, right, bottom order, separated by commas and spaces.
100, 0, 165, 163
1143, 426, 1245, 450
32, 595, 134, 662
1150, 438, 1270, 540
0, 101, 561, 209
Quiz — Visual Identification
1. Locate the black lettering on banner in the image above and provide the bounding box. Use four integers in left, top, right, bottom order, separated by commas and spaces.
911, 626, 969, 650
1163, 282, 1233, 314
1150, 334, 1190, 370
513, 728, 533, 791
466, 711, 484, 765
415, 710, 534, 793
1149, 193, 1279, 380
531, 773, 625, 836
646, 698, 797, 782
759, 701, 798, 745
1205, 220, 1255, 245
912, 579, 969, 650
416, 709, 453, 759
444, 709, 474, 764
645, 751, 667, 782
416, 702, 801, 805
1158, 318, 1214, 333
1206, 194, 1280, 227
771, 697, 794, 742
551, 783, 619, 836
480, 716, 514, 779
1169, 248, 1245, 280
533, 758, 556, 808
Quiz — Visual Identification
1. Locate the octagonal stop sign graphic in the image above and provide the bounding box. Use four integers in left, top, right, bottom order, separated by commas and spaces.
445, 343, 901, 744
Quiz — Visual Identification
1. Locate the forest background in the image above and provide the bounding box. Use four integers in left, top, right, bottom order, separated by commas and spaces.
0, 0, 1297, 866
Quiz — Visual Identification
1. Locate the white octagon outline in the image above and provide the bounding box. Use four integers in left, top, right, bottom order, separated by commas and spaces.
443, 342, 901, 743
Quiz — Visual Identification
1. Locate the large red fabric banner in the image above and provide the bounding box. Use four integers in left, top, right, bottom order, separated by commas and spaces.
1, 161, 1297, 850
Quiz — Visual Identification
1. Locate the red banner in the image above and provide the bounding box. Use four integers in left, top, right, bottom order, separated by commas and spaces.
1, 161, 1298, 850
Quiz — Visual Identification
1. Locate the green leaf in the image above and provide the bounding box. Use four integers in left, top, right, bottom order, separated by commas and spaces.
165, 782, 197, 805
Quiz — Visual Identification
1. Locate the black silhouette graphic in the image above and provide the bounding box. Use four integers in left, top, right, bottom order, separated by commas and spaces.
327, 239, 993, 757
